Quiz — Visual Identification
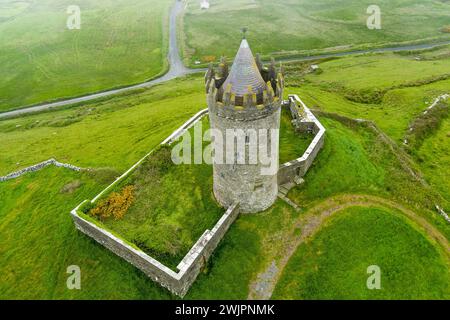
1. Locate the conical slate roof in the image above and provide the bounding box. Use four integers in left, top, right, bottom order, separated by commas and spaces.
221, 39, 266, 96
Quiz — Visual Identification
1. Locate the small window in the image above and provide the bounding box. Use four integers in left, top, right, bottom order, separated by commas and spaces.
254, 179, 264, 191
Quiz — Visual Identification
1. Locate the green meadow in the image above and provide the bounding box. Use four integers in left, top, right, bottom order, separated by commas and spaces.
1, 111, 448, 299
0, 46, 449, 299
0, 0, 170, 112
272, 207, 450, 300
182, 0, 450, 65
284, 47, 450, 210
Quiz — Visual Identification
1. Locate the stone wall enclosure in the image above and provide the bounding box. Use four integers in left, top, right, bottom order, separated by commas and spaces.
70, 94, 325, 297
278, 95, 326, 185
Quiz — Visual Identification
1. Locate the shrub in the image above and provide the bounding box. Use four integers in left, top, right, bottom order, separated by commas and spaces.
90, 185, 135, 220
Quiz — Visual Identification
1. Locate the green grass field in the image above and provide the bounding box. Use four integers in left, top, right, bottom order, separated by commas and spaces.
272, 207, 450, 300
415, 117, 450, 203
280, 107, 313, 164
1, 46, 449, 299
0, 75, 206, 176
283, 48, 450, 210
182, 0, 450, 65
0, 0, 170, 112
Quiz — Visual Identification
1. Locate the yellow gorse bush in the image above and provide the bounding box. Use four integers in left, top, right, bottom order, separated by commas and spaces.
90, 185, 135, 220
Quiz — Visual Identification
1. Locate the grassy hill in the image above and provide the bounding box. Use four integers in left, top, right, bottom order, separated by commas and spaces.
272, 207, 450, 299
0, 0, 171, 112
182, 0, 450, 65
0, 48, 449, 299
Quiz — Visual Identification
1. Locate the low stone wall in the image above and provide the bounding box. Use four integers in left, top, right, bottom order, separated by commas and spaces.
278, 95, 326, 185
176, 203, 241, 295
72, 108, 239, 297
0, 158, 84, 182
436, 205, 450, 223
71, 202, 240, 297
162, 108, 208, 145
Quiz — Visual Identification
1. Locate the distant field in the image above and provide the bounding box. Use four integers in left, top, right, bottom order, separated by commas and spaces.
287, 50, 450, 142
0, 0, 170, 112
0, 75, 206, 175
272, 207, 450, 299
182, 0, 450, 64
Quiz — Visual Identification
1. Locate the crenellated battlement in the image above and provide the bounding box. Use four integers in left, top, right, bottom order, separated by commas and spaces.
205, 52, 284, 121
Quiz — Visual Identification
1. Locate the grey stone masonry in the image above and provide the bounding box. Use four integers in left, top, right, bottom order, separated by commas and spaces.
206, 40, 284, 214
72, 202, 240, 297
278, 94, 326, 186
0, 158, 84, 182
436, 205, 450, 223
209, 108, 281, 213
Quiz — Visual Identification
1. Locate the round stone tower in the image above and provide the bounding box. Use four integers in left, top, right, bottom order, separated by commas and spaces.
205, 38, 284, 213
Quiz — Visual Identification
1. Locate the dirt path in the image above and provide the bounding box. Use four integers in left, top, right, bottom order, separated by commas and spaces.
247, 194, 450, 300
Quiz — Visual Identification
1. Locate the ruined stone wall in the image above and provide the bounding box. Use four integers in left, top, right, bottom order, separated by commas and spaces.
71, 202, 240, 297
278, 95, 326, 186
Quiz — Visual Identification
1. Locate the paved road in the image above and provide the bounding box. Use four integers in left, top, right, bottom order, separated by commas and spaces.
277, 40, 450, 63
0, 1, 197, 119
1, 2, 450, 119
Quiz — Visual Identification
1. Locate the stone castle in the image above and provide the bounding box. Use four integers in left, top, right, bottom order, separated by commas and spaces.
206, 38, 284, 213
71, 37, 325, 297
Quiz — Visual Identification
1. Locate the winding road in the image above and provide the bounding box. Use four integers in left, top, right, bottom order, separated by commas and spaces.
1, 1, 450, 119
0, 1, 197, 119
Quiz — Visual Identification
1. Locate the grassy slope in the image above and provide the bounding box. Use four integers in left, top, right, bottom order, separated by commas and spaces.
0, 76, 205, 175
272, 207, 450, 300
182, 0, 450, 64
1, 50, 450, 299
0, 0, 170, 112
0, 168, 172, 299
416, 117, 450, 203
279, 107, 313, 164
287, 51, 450, 141
284, 50, 450, 209
288, 116, 450, 238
